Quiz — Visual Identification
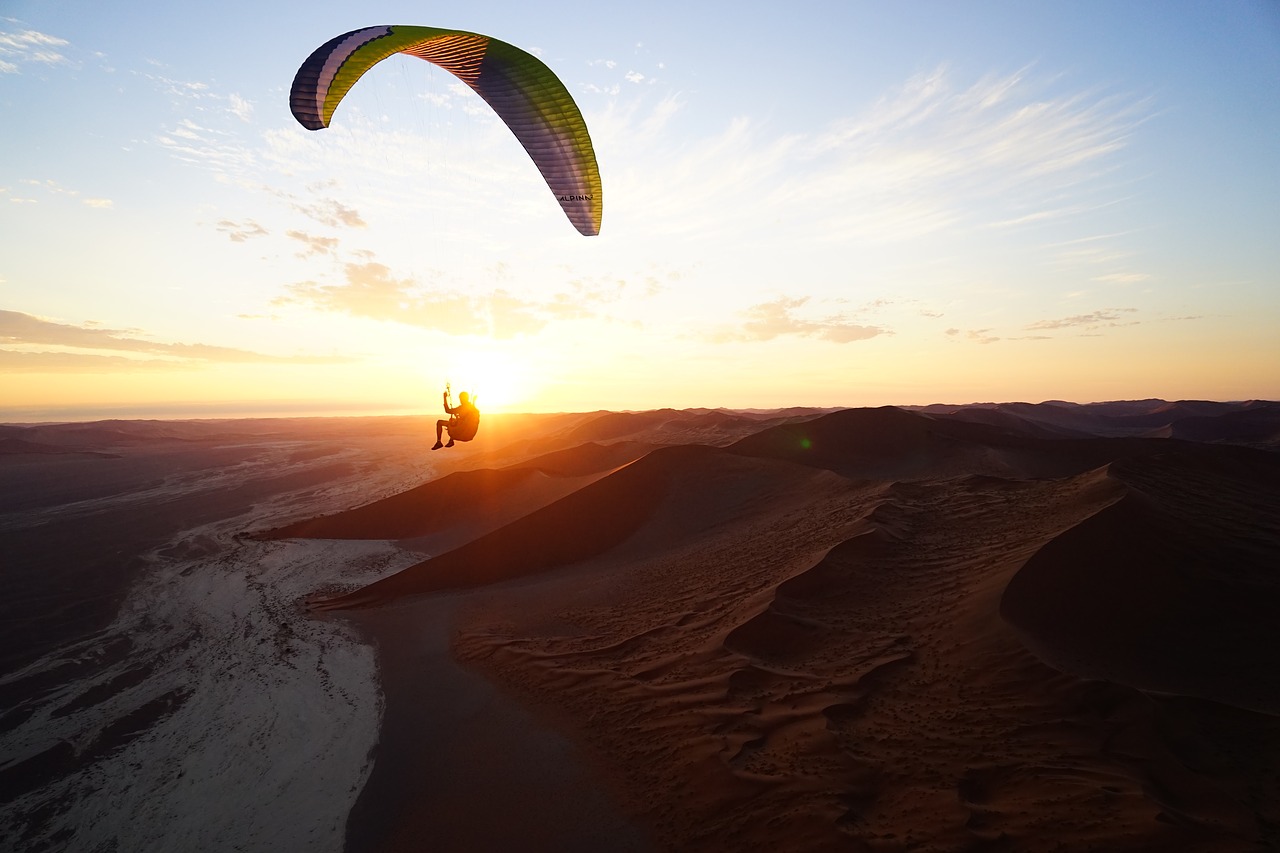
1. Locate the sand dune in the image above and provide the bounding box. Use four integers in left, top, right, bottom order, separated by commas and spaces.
505, 439, 656, 475
258, 441, 656, 557
1004, 443, 1280, 715
309, 443, 844, 611
262, 466, 562, 539
11, 402, 1276, 851
284, 400, 1280, 851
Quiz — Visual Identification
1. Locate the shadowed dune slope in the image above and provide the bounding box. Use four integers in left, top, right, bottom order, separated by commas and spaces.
308, 446, 692, 608
1003, 442, 1280, 714
258, 441, 653, 542
259, 467, 547, 541
310, 444, 833, 610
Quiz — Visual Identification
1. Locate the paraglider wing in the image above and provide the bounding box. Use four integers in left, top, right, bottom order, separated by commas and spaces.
290, 25, 602, 236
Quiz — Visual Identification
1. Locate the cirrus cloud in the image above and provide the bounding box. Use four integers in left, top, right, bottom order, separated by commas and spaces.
0, 28, 70, 72
1024, 308, 1138, 331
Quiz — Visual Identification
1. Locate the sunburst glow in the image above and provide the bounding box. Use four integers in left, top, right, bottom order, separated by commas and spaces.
435, 346, 538, 412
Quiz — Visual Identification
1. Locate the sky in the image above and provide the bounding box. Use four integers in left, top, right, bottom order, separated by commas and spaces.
2, 0, 1278, 420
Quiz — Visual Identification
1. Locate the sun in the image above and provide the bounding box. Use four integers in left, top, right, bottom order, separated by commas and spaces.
439, 348, 537, 412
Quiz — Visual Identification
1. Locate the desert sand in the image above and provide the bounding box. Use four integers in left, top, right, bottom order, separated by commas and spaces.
296, 400, 1280, 852
4, 401, 1280, 851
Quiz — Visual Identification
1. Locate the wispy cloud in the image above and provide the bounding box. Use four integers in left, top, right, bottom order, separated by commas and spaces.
147, 75, 262, 182
155, 115, 258, 179
942, 307, 1140, 344
797, 68, 1144, 238
946, 327, 1002, 345
712, 296, 887, 344
1092, 272, 1152, 284
228, 93, 253, 122
21, 178, 77, 196
0, 28, 70, 72
217, 218, 268, 242
141, 70, 253, 123
606, 65, 1145, 249
293, 197, 365, 229
1025, 308, 1138, 331
0, 309, 347, 369
2, 178, 113, 208
286, 229, 339, 256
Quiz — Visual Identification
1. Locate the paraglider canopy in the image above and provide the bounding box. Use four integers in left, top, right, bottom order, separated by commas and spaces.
290, 24, 603, 236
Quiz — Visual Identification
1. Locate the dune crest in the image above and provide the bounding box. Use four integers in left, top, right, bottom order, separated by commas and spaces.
258, 441, 655, 556
308, 443, 843, 611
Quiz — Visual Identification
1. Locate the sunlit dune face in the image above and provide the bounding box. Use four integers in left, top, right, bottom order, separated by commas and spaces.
439, 348, 537, 412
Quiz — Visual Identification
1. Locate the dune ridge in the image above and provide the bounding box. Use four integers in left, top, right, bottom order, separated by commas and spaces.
308, 444, 844, 612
